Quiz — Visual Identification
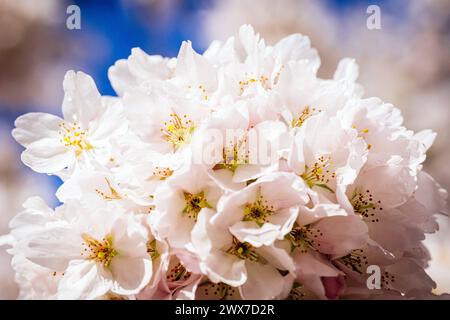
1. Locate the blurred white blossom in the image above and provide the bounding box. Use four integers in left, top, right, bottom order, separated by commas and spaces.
0, 123, 54, 299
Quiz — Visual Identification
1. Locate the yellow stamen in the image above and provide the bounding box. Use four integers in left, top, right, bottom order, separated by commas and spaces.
160, 113, 195, 151
58, 122, 93, 156
81, 233, 117, 268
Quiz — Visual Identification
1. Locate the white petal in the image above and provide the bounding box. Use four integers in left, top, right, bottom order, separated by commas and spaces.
111, 256, 152, 295
12, 112, 63, 147
334, 58, 359, 82
89, 99, 128, 141
58, 260, 112, 300
239, 262, 285, 300
274, 34, 320, 72
62, 71, 103, 127
202, 251, 247, 287
9, 197, 53, 230
20, 140, 74, 174
293, 251, 340, 293
230, 221, 281, 247
312, 215, 369, 256
108, 59, 137, 96
22, 227, 83, 271
111, 216, 148, 258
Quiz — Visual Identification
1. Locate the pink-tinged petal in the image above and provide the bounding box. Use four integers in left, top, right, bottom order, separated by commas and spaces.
351, 165, 417, 209
152, 185, 195, 249
213, 187, 257, 228
267, 206, 298, 239
410, 130, 436, 167
293, 250, 341, 299
239, 262, 286, 300
208, 169, 246, 192
189, 209, 215, 258
174, 249, 202, 275
246, 120, 286, 165
322, 275, 346, 300
396, 171, 447, 234
189, 209, 247, 287
385, 259, 436, 294
137, 281, 172, 300
414, 171, 447, 216
312, 215, 369, 256
203, 251, 247, 287
173, 275, 203, 300
136, 254, 171, 300
368, 209, 425, 254
256, 245, 295, 273
230, 221, 280, 247
294, 250, 340, 279
258, 172, 309, 208
287, 123, 306, 173
232, 163, 277, 183
297, 203, 348, 227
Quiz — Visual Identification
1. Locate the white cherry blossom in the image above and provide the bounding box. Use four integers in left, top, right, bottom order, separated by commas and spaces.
3, 24, 447, 300
9, 199, 152, 299
12, 71, 127, 177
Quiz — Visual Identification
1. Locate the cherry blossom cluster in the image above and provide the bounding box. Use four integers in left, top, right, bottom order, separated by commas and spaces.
6, 25, 447, 300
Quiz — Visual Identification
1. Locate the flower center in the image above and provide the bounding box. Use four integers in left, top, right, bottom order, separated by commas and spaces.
301, 156, 335, 193
381, 270, 396, 289
81, 233, 117, 268
161, 113, 195, 151
213, 138, 249, 173
338, 249, 368, 274
352, 125, 372, 150
243, 194, 274, 226
350, 188, 383, 223
58, 122, 93, 156
286, 226, 312, 253
200, 282, 237, 300
239, 75, 269, 94
95, 178, 122, 201
287, 283, 308, 300
182, 191, 212, 221
292, 106, 322, 128
151, 166, 173, 180
226, 237, 266, 263
146, 239, 159, 260
166, 262, 191, 282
